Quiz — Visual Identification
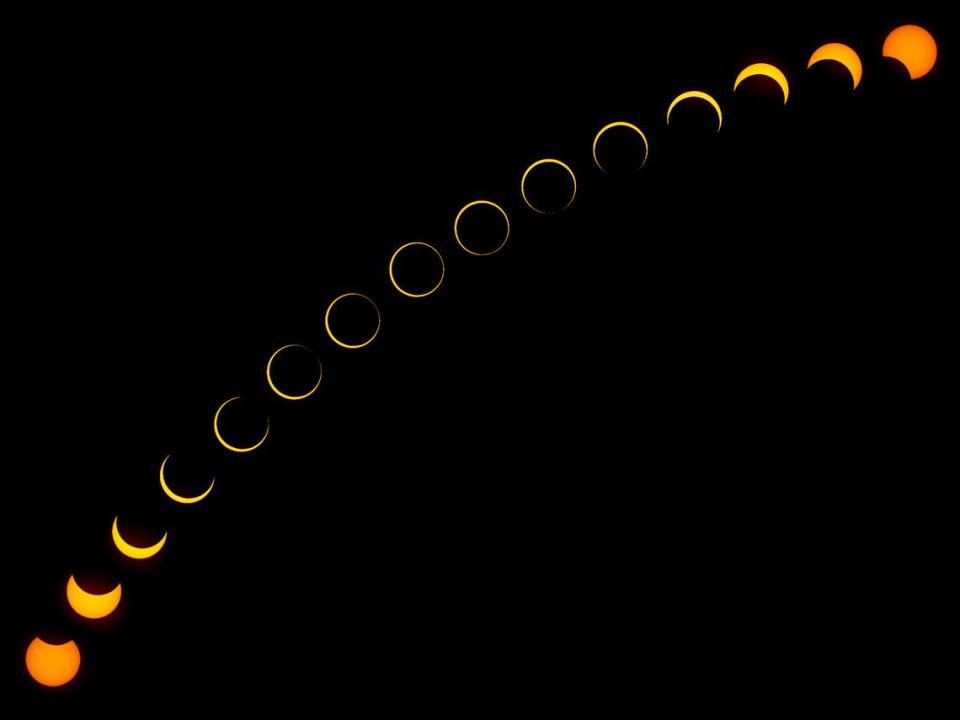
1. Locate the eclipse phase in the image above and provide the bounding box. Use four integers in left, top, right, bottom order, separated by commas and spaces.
883, 25, 937, 79
808, 43, 863, 89
25, 637, 81, 687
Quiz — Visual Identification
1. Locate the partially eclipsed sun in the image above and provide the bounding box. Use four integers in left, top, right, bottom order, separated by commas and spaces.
66, 575, 122, 620
734, 63, 790, 104
883, 25, 937, 80
25, 637, 81, 687
808, 43, 863, 90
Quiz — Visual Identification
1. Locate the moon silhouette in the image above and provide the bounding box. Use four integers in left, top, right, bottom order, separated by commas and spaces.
883, 25, 937, 80
213, 396, 270, 453
112, 516, 167, 560
389, 242, 445, 298
667, 91, 723, 131
454, 200, 511, 256
66, 575, 122, 620
520, 158, 577, 214
324, 293, 381, 349
25, 637, 81, 687
808, 43, 863, 89
266, 344, 323, 400
734, 63, 790, 104
159, 454, 216, 504
592, 122, 649, 172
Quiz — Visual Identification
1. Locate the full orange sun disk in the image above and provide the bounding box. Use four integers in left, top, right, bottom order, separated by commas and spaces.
883, 25, 937, 79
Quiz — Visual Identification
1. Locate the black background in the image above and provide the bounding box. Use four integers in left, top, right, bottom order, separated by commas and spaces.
6, 7, 953, 711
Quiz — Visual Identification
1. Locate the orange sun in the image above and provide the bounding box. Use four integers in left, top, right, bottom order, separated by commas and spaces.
883, 25, 937, 79
25, 637, 81, 687
808, 43, 863, 89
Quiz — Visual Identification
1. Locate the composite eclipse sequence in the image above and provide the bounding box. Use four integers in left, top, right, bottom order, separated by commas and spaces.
21, 23, 939, 690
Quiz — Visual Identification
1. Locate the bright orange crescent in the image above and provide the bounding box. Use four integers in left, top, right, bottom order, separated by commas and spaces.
808, 43, 863, 89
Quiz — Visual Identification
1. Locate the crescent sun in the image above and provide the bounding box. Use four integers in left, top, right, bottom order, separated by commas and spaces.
213, 396, 270, 453
112, 516, 167, 560
734, 63, 790, 104
808, 43, 863, 89
667, 91, 723, 132
66, 575, 122, 619
159, 454, 216, 504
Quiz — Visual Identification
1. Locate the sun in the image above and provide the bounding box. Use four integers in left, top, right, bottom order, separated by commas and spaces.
883, 25, 937, 80
808, 43, 863, 90
25, 637, 81, 687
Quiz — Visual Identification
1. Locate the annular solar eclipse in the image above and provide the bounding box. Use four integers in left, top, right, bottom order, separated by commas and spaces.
23, 22, 939, 689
